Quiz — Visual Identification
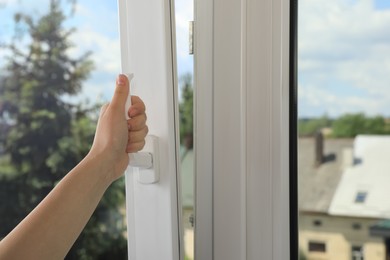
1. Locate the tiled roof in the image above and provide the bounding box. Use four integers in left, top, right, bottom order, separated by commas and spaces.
298, 137, 353, 213
329, 135, 390, 218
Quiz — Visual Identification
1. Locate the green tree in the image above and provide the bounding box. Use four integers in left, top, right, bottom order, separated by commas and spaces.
0, 1, 126, 259
332, 113, 390, 138
298, 114, 332, 137
299, 249, 307, 260
179, 73, 193, 151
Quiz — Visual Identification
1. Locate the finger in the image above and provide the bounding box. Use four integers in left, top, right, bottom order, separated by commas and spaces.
126, 140, 146, 153
127, 114, 147, 131
99, 103, 110, 117
110, 74, 129, 111
128, 95, 146, 118
128, 126, 149, 143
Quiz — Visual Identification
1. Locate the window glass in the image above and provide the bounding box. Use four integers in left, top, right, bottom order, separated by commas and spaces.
298, 1, 390, 260
355, 191, 368, 203
173, 0, 194, 259
308, 241, 326, 252
0, 0, 126, 258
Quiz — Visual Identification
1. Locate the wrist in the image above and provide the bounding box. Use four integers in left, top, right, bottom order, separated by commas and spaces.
84, 151, 117, 185
85, 147, 128, 183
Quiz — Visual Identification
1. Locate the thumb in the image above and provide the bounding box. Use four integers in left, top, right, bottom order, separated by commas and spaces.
110, 74, 130, 111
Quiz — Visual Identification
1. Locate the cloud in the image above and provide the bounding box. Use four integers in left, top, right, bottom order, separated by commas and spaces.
0, 0, 193, 102
299, 0, 390, 117
69, 28, 120, 75
299, 83, 388, 117
65, 1, 121, 101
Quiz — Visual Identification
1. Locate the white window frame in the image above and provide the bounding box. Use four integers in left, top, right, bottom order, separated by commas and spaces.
118, 0, 183, 259
194, 0, 294, 259
118, 0, 297, 258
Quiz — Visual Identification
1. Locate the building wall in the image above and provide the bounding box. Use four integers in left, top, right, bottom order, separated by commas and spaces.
299, 213, 385, 260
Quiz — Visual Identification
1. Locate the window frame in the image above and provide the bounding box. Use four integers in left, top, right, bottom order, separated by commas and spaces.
118, 0, 182, 259
194, 0, 297, 259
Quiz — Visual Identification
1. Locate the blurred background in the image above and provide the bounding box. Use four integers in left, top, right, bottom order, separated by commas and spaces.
298, 0, 390, 259
0, 0, 194, 259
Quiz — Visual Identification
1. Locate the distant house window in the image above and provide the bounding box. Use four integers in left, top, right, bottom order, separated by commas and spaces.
308, 241, 326, 252
352, 245, 364, 260
355, 192, 367, 203
352, 223, 362, 230
313, 220, 322, 227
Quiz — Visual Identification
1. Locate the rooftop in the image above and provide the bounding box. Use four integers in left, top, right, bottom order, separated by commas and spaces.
329, 135, 390, 218
298, 137, 353, 213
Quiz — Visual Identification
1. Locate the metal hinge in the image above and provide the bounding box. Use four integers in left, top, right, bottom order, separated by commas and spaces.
189, 21, 194, 55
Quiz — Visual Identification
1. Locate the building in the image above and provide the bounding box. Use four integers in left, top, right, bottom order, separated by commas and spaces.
299, 135, 390, 260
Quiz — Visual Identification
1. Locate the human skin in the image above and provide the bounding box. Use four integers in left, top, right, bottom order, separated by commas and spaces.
0, 74, 148, 259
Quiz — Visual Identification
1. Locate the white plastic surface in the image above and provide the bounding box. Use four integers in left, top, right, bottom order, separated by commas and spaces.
135, 135, 159, 184
195, 0, 291, 259
128, 152, 153, 169
125, 73, 134, 120
118, 0, 181, 259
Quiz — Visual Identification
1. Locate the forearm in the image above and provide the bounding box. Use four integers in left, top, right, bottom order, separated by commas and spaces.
0, 153, 114, 260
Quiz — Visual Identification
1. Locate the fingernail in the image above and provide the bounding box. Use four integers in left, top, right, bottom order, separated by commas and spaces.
116, 74, 127, 86
127, 122, 132, 130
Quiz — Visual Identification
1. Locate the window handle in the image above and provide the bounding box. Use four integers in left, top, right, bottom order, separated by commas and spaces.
125, 73, 160, 184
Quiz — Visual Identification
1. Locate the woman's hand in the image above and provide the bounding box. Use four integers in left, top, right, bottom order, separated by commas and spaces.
89, 74, 148, 182
0, 74, 148, 260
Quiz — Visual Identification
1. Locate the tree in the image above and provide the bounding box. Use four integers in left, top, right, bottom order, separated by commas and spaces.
179, 73, 193, 151
298, 114, 332, 137
332, 113, 390, 138
0, 1, 126, 259
299, 249, 307, 260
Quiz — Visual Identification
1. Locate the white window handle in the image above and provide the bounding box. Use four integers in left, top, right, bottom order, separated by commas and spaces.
124, 73, 159, 184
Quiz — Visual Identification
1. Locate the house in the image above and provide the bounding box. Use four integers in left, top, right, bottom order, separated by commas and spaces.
299, 135, 389, 260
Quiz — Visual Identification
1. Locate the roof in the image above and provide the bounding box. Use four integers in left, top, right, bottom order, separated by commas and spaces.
299, 137, 353, 213
329, 135, 390, 218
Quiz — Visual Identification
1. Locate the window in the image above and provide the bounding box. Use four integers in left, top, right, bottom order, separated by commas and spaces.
117, 0, 181, 258
352, 245, 364, 260
352, 223, 362, 230
174, 0, 195, 259
355, 192, 367, 203
313, 220, 322, 227
298, 1, 390, 260
308, 241, 326, 252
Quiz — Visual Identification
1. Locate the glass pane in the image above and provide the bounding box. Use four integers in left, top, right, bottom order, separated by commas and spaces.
173, 0, 194, 259
0, 0, 127, 258
298, 1, 390, 260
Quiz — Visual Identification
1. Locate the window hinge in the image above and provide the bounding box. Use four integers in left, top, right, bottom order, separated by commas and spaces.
189, 21, 194, 55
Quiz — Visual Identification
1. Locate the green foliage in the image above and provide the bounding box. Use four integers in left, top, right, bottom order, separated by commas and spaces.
179, 73, 193, 150
184, 255, 193, 260
0, 1, 126, 258
299, 249, 307, 260
298, 114, 332, 137
299, 113, 390, 138
332, 113, 390, 138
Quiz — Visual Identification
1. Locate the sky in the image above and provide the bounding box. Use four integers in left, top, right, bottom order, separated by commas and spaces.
1, 0, 390, 118
299, 0, 390, 118
0, 0, 193, 103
